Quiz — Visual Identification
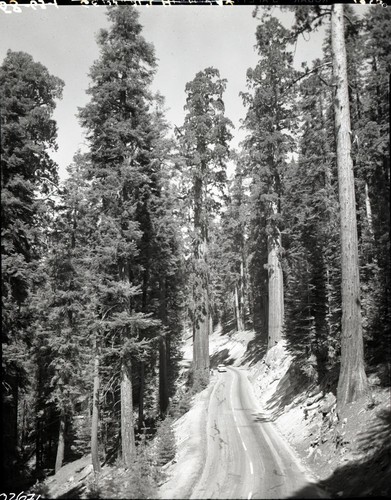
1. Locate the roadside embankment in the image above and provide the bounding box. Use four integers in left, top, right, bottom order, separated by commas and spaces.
158, 383, 214, 499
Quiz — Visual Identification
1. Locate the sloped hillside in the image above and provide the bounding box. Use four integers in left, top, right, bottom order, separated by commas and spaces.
245, 338, 391, 498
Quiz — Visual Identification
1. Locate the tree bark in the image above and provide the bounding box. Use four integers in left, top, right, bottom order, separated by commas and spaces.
91, 336, 101, 474
121, 359, 135, 468
261, 281, 269, 341
21, 398, 27, 451
35, 368, 43, 474
54, 413, 65, 473
365, 182, 374, 237
159, 279, 169, 416
138, 361, 145, 428
35, 418, 42, 474
193, 280, 210, 377
193, 233, 210, 382
159, 334, 169, 416
240, 258, 246, 330
331, 3, 368, 412
234, 285, 243, 332
267, 226, 284, 350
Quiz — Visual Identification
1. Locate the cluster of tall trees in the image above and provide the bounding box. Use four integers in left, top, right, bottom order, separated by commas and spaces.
2, 8, 186, 489
211, 4, 390, 409
1, 3, 389, 493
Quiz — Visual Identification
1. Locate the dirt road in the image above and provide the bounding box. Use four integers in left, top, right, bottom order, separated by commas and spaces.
190, 367, 326, 499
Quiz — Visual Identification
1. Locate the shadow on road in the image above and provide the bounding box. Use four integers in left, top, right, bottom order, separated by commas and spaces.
289, 483, 329, 498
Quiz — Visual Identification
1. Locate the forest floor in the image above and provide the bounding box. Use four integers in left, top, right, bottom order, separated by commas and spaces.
38, 326, 391, 499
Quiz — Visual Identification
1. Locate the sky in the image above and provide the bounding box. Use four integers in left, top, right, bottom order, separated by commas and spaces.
0, 4, 331, 180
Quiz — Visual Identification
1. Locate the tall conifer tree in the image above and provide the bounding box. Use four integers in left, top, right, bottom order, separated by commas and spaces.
331, 4, 368, 410
242, 15, 296, 350
177, 67, 232, 386
78, 6, 163, 467
1, 50, 63, 483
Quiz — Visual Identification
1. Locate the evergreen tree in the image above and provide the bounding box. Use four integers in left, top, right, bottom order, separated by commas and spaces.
177, 67, 233, 387
286, 2, 369, 410
1, 50, 63, 485
32, 155, 93, 473
209, 157, 248, 333
78, 6, 184, 466
354, 7, 391, 371
283, 57, 341, 381
78, 6, 161, 467
242, 15, 296, 350
331, 3, 368, 410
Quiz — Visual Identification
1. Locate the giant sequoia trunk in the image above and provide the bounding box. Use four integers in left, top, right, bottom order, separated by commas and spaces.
267, 232, 284, 349
193, 172, 210, 384
267, 223, 284, 349
331, 3, 368, 411
121, 359, 135, 468
234, 258, 246, 332
234, 285, 242, 332
193, 257, 210, 379
91, 337, 101, 474
240, 258, 246, 330
54, 413, 65, 473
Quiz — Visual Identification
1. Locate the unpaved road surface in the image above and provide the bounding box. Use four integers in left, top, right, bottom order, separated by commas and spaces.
190, 367, 326, 499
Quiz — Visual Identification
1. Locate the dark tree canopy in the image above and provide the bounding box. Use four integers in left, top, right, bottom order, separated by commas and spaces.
1, 49, 64, 487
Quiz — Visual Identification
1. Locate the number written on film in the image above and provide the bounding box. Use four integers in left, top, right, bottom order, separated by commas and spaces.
0, 493, 41, 500
0, 0, 58, 14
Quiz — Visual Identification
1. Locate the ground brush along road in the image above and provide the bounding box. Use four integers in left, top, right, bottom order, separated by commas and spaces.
190, 367, 327, 499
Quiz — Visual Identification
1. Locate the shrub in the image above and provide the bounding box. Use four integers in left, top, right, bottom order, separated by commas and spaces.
192, 369, 209, 393
94, 436, 158, 499
155, 416, 176, 466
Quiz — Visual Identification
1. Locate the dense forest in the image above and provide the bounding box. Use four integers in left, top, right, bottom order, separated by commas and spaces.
1, 4, 390, 497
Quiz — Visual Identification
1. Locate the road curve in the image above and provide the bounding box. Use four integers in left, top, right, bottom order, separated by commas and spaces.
190, 367, 326, 499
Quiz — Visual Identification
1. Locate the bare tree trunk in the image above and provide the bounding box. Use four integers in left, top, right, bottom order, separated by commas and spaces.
21, 398, 27, 451
365, 182, 374, 237
159, 279, 169, 416
35, 367, 43, 474
234, 285, 241, 331
267, 227, 284, 349
35, 418, 42, 474
261, 282, 269, 340
138, 361, 144, 428
121, 359, 135, 468
54, 414, 65, 473
193, 236, 210, 382
240, 258, 246, 330
193, 286, 210, 376
91, 336, 100, 474
331, 3, 368, 412
193, 319, 210, 375
159, 335, 169, 416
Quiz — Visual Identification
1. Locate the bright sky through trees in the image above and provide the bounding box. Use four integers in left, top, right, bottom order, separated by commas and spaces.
0, 5, 326, 179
